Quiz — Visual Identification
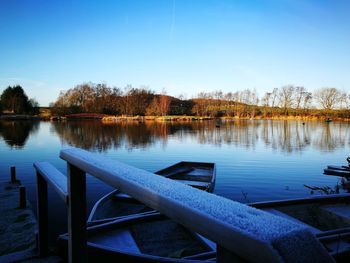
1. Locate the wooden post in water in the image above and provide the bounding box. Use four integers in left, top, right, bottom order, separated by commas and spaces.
67, 163, 87, 263
19, 186, 26, 208
11, 166, 16, 183
36, 172, 49, 257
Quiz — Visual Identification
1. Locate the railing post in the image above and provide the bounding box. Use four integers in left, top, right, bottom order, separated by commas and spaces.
19, 186, 26, 208
11, 166, 16, 183
67, 163, 87, 263
36, 172, 49, 257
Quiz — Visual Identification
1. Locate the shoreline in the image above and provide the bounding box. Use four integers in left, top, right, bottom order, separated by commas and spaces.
1, 114, 349, 122
0, 115, 44, 120
0, 180, 37, 257
101, 115, 350, 122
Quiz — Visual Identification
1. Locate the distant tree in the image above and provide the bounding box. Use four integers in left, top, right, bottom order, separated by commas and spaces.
261, 92, 271, 117
159, 93, 171, 116
271, 88, 279, 107
29, 98, 40, 114
339, 92, 349, 109
123, 86, 154, 115
261, 92, 271, 107
0, 85, 36, 114
167, 97, 192, 115
294, 86, 306, 109
278, 85, 295, 114
146, 97, 160, 115
314, 88, 342, 110
51, 83, 124, 115
302, 92, 312, 111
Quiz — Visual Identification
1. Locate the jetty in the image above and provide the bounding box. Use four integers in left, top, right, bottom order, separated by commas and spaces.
2, 150, 349, 262
0, 168, 37, 261
31, 148, 336, 262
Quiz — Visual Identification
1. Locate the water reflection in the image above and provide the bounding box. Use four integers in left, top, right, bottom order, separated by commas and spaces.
260, 121, 311, 153
47, 120, 350, 153
51, 121, 175, 151
313, 123, 348, 152
0, 121, 40, 149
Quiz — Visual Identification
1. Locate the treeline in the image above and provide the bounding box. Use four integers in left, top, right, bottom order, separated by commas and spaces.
51, 83, 193, 116
193, 86, 349, 118
0, 85, 39, 114
51, 83, 350, 119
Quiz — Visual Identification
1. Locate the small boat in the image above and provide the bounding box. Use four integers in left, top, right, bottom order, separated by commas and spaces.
59, 212, 216, 263
324, 168, 350, 178
65, 162, 217, 262
327, 165, 350, 171
154, 161, 216, 193
249, 194, 350, 261
324, 157, 350, 177
88, 162, 216, 225
88, 189, 154, 225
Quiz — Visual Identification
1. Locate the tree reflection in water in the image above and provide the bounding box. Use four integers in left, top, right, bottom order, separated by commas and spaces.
49, 120, 350, 153
51, 121, 184, 151
0, 121, 40, 149
313, 122, 348, 151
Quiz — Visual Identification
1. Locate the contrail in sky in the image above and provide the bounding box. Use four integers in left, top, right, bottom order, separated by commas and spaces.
169, 0, 176, 40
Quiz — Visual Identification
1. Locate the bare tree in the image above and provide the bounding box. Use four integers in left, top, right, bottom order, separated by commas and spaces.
159, 92, 171, 116
261, 92, 272, 117
302, 92, 312, 110
339, 92, 348, 109
271, 88, 279, 107
314, 88, 342, 110
278, 85, 295, 114
294, 86, 306, 109
261, 92, 271, 107
146, 97, 160, 115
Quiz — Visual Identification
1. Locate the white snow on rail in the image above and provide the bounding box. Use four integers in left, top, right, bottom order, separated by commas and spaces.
60, 148, 333, 263
34, 161, 68, 203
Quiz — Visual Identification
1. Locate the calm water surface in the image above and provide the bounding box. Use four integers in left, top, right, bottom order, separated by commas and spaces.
1, 120, 349, 241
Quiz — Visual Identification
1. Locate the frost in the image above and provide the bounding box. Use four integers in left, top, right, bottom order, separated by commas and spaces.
60, 148, 333, 263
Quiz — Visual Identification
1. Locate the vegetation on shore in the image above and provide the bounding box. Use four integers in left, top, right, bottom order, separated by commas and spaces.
1, 83, 349, 121
50, 83, 350, 120
0, 86, 39, 115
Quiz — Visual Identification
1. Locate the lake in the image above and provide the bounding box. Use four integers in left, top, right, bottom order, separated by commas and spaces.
0, 119, 349, 242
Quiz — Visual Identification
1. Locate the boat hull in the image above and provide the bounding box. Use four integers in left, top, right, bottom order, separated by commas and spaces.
88, 161, 216, 224
249, 194, 350, 259
327, 165, 350, 171
324, 168, 350, 177
154, 161, 216, 193
60, 213, 215, 263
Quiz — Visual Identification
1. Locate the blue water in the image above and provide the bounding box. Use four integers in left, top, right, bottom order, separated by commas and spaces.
0, 119, 349, 240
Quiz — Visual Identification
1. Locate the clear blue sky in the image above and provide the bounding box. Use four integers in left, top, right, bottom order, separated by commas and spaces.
0, 0, 349, 106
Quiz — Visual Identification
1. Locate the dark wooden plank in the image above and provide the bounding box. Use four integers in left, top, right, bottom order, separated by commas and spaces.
67, 164, 87, 263
36, 172, 48, 257
11, 166, 16, 183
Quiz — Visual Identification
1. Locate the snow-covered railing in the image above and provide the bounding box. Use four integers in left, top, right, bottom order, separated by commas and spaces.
34, 162, 68, 203
34, 161, 69, 258
56, 148, 332, 263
